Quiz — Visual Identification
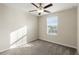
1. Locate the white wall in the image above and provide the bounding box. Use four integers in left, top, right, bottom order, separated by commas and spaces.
39, 8, 77, 48
0, 4, 38, 51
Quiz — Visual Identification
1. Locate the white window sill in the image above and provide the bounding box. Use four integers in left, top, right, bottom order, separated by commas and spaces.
48, 33, 57, 35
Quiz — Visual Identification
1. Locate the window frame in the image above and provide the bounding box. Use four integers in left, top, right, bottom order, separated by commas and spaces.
47, 16, 58, 35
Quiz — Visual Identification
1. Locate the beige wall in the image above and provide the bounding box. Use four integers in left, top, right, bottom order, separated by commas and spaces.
39, 8, 77, 48
0, 4, 38, 51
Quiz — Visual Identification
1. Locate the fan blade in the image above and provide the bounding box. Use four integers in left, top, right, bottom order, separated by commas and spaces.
44, 10, 51, 13
29, 10, 37, 12
44, 4, 53, 9
31, 3, 38, 8
38, 13, 41, 15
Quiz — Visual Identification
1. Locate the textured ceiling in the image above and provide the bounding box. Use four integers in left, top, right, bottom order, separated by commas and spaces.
4, 3, 78, 16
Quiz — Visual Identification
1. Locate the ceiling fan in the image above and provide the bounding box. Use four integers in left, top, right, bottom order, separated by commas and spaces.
29, 3, 53, 15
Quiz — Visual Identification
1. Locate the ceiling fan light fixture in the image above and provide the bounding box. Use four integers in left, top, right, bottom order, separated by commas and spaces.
37, 9, 44, 13
30, 3, 53, 15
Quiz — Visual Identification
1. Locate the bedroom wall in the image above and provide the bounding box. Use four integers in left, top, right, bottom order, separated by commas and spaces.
0, 4, 38, 51
38, 7, 77, 48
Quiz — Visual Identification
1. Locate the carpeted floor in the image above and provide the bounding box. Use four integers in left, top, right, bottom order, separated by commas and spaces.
0, 39, 77, 55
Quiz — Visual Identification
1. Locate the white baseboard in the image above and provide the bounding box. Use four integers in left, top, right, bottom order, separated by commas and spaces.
0, 48, 9, 53
39, 38, 77, 49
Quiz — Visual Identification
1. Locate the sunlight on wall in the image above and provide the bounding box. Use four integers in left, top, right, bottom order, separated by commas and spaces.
10, 26, 27, 48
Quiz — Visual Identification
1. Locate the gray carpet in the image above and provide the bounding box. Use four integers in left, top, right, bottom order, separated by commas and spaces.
0, 39, 77, 55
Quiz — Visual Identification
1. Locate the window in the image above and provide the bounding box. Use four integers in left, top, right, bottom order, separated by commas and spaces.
47, 16, 58, 35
